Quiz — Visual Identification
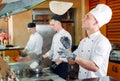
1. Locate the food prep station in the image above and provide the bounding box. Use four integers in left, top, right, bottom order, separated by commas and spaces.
9, 62, 65, 81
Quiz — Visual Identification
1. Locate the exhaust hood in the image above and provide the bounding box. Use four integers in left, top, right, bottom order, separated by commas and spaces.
0, 0, 46, 18
1, 0, 19, 3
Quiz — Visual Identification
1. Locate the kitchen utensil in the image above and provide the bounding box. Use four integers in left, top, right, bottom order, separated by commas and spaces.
29, 66, 43, 74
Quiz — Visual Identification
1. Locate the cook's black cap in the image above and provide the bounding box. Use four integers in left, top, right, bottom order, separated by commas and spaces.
28, 22, 36, 28
51, 15, 62, 22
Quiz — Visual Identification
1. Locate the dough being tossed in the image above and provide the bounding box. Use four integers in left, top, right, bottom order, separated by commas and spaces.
49, 1, 73, 15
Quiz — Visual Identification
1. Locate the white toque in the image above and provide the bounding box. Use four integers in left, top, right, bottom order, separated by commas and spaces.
90, 4, 112, 28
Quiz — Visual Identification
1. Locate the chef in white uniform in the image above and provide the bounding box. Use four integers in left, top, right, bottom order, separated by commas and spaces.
59, 4, 112, 79
17, 22, 43, 62
42, 15, 72, 79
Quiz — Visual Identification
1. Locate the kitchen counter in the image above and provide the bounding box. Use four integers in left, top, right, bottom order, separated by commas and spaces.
9, 62, 65, 81
68, 76, 119, 81
17, 67, 65, 81
0, 46, 24, 51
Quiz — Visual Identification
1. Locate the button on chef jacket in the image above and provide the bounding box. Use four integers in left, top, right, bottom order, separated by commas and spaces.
25, 32, 43, 55
46, 29, 72, 62
73, 31, 112, 79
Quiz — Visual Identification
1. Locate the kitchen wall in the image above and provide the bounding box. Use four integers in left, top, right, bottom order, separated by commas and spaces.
0, 18, 8, 31
10, 10, 32, 47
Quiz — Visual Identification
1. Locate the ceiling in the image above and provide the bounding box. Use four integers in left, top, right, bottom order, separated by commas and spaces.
0, 0, 46, 18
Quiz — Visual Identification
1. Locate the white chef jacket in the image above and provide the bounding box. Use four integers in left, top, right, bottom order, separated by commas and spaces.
25, 32, 43, 55
73, 31, 112, 79
46, 29, 72, 62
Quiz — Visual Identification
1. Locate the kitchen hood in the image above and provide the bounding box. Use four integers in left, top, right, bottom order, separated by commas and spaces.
0, 0, 46, 18
1, 0, 19, 3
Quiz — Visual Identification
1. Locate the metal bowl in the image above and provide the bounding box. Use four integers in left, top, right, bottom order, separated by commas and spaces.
29, 66, 43, 74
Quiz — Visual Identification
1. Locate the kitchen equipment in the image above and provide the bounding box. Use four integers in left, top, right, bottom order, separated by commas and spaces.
0, 0, 46, 18
9, 62, 29, 75
109, 50, 120, 61
29, 65, 43, 74
29, 54, 43, 69
35, 79, 53, 81
36, 24, 55, 54
8, 61, 66, 81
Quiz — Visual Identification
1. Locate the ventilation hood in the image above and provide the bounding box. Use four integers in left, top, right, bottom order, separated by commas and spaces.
0, 0, 46, 18
1, 0, 19, 3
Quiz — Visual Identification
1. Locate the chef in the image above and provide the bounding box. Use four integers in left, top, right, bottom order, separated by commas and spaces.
42, 1, 73, 79
42, 15, 72, 80
59, 4, 112, 79
17, 22, 43, 62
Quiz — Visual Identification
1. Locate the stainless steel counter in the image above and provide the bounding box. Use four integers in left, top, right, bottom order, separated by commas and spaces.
68, 76, 119, 81
19, 67, 66, 81
9, 62, 65, 81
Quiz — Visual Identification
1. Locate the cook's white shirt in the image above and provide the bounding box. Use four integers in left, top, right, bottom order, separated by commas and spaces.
25, 32, 43, 55
73, 31, 112, 79
46, 29, 72, 62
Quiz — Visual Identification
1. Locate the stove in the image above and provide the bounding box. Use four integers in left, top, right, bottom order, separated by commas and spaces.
9, 62, 65, 81
15, 67, 62, 81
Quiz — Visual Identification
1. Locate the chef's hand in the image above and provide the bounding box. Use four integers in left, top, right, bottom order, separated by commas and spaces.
58, 48, 76, 61
60, 36, 70, 49
19, 51, 27, 57
15, 56, 31, 62
19, 49, 29, 57
42, 54, 48, 59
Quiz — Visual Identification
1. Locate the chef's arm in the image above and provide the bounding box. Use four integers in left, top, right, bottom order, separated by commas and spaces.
42, 50, 53, 59
43, 43, 54, 59
58, 48, 99, 72
75, 56, 99, 72
32, 39, 43, 55
27, 52, 38, 60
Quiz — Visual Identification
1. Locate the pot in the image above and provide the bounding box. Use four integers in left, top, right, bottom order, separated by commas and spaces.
29, 66, 43, 74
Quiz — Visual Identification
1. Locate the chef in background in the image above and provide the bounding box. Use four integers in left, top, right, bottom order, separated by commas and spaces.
17, 22, 43, 62
59, 4, 112, 79
42, 15, 72, 80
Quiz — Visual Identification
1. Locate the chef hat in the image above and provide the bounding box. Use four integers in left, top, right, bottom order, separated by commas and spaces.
51, 15, 62, 22
90, 4, 112, 28
27, 23, 36, 28
49, 1, 73, 15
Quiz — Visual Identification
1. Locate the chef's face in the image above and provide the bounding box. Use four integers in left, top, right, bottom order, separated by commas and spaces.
49, 19, 60, 31
27, 27, 36, 34
82, 13, 98, 30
